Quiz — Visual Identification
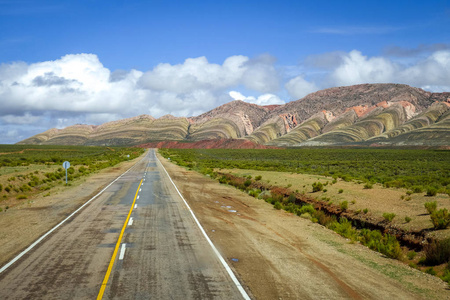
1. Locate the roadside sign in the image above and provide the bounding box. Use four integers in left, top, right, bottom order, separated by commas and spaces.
63, 161, 70, 184
63, 161, 70, 169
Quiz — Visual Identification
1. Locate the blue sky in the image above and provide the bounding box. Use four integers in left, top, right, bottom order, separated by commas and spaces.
0, 0, 449, 143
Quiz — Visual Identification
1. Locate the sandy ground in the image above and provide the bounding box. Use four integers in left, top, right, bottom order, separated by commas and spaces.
0, 150, 449, 299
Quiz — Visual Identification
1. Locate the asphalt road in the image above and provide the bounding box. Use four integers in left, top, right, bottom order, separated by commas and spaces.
0, 149, 244, 299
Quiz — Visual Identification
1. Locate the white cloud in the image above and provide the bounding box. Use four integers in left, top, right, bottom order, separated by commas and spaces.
285, 75, 319, 99
1, 49, 450, 144
229, 91, 284, 105
330, 50, 398, 86
324, 49, 450, 91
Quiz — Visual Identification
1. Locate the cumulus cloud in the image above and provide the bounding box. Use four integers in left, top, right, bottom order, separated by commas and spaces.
229, 91, 284, 106
323, 49, 450, 91
0, 53, 286, 142
329, 50, 398, 86
1, 48, 450, 144
285, 75, 319, 99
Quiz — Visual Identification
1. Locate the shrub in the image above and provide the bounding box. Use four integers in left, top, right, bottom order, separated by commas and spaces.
425, 267, 437, 276
287, 193, 296, 204
383, 213, 396, 222
405, 216, 412, 223
411, 186, 423, 193
0, 184, 2, 192
430, 209, 450, 229
329, 218, 358, 241
312, 182, 323, 192
298, 204, 315, 216
255, 175, 262, 181
441, 268, 450, 284
363, 208, 369, 214
426, 187, 438, 197
363, 182, 373, 189
4, 186, 11, 193
274, 201, 282, 210
424, 201, 437, 214
338, 189, 343, 194
244, 179, 252, 187
407, 250, 417, 260
17, 195, 27, 200
424, 238, 450, 265
340, 201, 348, 211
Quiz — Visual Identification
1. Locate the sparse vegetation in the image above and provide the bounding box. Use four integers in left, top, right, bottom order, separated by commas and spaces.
383, 213, 396, 222
424, 238, 450, 265
0, 145, 144, 204
430, 209, 450, 229
424, 201, 437, 214
312, 182, 323, 192
340, 201, 348, 211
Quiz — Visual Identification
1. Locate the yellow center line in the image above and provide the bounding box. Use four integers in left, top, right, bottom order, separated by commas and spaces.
97, 179, 143, 300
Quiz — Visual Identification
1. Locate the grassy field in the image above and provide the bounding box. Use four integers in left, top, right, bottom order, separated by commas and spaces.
159, 148, 450, 194
0, 145, 145, 209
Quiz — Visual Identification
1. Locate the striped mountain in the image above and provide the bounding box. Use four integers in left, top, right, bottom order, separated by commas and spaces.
18, 84, 450, 147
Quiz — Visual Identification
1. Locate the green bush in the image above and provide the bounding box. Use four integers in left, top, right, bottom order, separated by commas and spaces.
244, 179, 252, 187
383, 213, 396, 222
407, 250, 416, 260
405, 216, 412, 223
340, 201, 348, 211
426, 187, 438, 197
424, 238, 450, 265
298, 204, 315, 216
430, 209, 450, 229
329, 218, 358, 241
424, 201, 437, 214
363, 182, 373, 189
425, 267, 437, 275
338, 189, 343, 194
255, 175, 262, 181
274, 201, 282, 210
287, 193, 296, 204
312, 182, 323, 192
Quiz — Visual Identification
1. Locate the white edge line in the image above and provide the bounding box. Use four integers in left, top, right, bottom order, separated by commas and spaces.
119, 243, 126, 260
128, 217, 133, 226
0, 151, 148, 274
155, 151, 251, 300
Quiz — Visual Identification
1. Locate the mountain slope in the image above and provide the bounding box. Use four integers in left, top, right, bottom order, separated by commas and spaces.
17, 84, 450, 147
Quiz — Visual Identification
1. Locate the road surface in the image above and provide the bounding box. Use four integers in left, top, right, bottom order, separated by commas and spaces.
0, 149, 245, 299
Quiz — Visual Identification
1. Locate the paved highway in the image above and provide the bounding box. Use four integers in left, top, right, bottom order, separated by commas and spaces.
0, 150, 245, 299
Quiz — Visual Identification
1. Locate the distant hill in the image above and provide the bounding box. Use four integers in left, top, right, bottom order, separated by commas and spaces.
18, 83, 450, 148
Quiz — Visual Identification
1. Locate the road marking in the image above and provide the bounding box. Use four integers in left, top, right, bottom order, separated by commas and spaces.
128, 217, 133, 226
139, 188, 142, 191
134, 204, 137, 209
97, 179, 143, 300
0, 156, 145, 275
156, 154, 251, 300
119, 243, 126, 260
137, 195, 140, 200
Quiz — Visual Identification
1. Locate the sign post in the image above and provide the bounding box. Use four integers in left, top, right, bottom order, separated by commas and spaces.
63, 161, 70, 184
